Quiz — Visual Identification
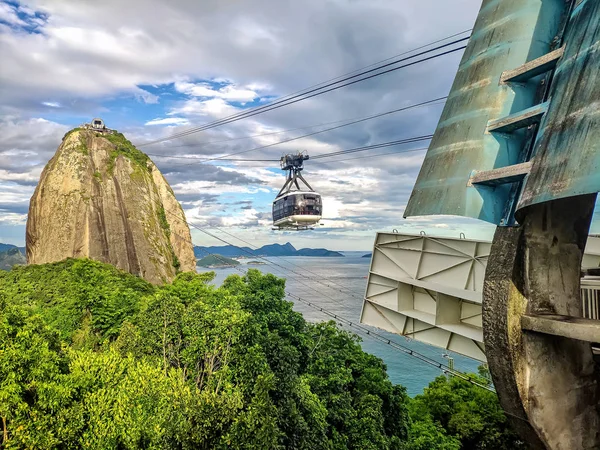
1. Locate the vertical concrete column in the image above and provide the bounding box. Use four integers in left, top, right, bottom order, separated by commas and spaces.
483, 194, 600, 449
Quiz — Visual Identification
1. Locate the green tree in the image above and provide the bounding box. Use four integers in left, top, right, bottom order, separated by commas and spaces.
410, 375, 526, 450
5, 260, 520, 449
0, 258, 152, 342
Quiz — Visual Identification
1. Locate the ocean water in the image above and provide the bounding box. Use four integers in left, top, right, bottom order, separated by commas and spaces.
199, 253, 481, 397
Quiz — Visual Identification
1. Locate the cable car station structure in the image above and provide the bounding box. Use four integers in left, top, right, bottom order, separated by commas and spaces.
361, 1, 600, 448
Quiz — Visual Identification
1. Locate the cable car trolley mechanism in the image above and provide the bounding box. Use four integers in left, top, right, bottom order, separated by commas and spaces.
272, 152, 322, 230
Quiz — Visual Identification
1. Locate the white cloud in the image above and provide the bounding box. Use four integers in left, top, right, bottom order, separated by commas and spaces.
0, 212, 28, 226
0, 169, 41, 183
174, 81, 261, 102
169, 98, 240, 118
0, 0, 488, 249
145, 117, 189, 126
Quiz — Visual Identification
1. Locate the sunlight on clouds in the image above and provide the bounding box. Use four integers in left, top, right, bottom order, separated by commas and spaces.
0, 0, 487, 249
0, 169, 41, 183
174, 80, 262, 102
169, 98, 239, 118
145, 117, 189, 126
0, 212, 27, 226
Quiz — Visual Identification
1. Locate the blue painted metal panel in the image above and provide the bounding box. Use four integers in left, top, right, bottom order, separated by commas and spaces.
517, 0, 600, 211
404, 0, 566, 224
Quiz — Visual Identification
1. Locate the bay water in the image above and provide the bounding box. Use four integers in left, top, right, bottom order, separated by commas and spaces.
200, 252, 481, 397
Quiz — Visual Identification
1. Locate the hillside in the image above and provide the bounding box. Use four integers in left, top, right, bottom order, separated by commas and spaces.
26, 127, 195, 284
0, 243, 25, 253
194, 242, 344, 258
196, 254, 240, 267
0, 247, 26, 271
0, 259, 521, 449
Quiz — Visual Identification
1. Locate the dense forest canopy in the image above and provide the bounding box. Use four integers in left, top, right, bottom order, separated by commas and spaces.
0, 259, 524, 449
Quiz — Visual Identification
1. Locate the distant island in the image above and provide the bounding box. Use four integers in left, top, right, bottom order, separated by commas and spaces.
247, 261, 267, 265
194, 242, 344, 258
362, 253, 372, 258
196, 254, 240, 268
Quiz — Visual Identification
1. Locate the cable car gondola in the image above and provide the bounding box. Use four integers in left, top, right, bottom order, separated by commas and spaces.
272, 152, 322, 230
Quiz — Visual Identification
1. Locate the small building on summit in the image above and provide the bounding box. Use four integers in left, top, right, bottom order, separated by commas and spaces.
91, 118, 105, 130
80, 118, 113, 133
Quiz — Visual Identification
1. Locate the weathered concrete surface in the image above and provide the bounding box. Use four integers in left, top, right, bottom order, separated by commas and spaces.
404, 0, 567, 223
517, 0, 600, 210
483, 226, 546, 449
484, 195, 600, 450
26, 129, 196, 284
521, 314, 600, 343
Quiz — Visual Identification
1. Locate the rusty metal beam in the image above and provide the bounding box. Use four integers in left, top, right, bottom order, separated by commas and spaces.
470, 161, 532, 186
500, 47, 565, 83
487, 102, 549, 134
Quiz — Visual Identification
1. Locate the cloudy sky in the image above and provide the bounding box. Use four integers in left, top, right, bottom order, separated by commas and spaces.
0, 0, 556, 251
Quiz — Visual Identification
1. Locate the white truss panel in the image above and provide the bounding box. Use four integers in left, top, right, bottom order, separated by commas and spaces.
422, 238, 469, 257
377, 245, 422, 278
412, 288, 437, 316
447, 334, 486, 361
361, 233, 600, 362
367, 286, 398, 310
461, 302, 483, 328
419, 258, 473, 286
583, 235, 600, 267
361, 301, 407, 335
368, 273, 397, 288
371, 250, 411, 279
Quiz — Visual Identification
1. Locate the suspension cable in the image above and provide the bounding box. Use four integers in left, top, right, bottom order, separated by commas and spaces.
145, 97, 444, 163
157, 205, 495, 392
189, 236, 495, 393
137, 38, 467, 147
209, 226, 363, 300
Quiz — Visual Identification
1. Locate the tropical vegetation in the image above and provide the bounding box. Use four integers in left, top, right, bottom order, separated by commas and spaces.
0, 259, 525, 449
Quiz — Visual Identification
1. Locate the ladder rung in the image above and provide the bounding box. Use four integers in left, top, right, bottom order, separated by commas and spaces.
522, 314, 600, 342
470, 161, 532, 186
487, 102, 549, 134
501, 47, 565, 83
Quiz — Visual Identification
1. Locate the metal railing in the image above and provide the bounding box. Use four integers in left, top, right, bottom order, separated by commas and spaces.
581, 278, 600, 320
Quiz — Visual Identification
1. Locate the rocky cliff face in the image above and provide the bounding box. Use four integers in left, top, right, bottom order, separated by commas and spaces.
26, 128, 196, 284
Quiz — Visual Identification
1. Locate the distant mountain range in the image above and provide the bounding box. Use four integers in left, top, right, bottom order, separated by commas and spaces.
0, 247, 26, 271
194, 242, 344, 258
0, 242, 344, 270
0, 243, 25, 254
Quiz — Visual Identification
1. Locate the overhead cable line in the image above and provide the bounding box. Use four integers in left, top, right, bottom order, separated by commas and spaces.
156, 145, 430, 166
184, 221, 358, 307
162, 207, 476, 376
196, 245, 495, 392
311, 136, 432, 160
158, 136, 431, 169
138, 36, 469, 147
160, 209, 494, 393
285, 292, 495, 393
146, 97, 445, 163
165, 116, 378, 149
208, 226, 363, 300
312, 146, 428, 164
